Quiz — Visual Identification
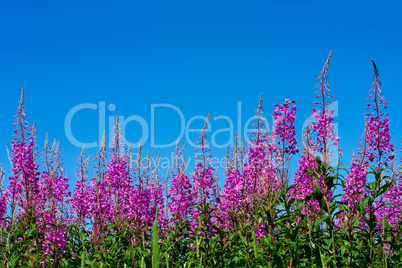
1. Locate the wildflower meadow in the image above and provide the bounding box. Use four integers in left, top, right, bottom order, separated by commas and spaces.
1, 53, 402, 267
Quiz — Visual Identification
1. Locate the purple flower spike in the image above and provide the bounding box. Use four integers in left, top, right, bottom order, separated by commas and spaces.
311, 51, 339, 164
364, 60, 394, 169
272, 99, 298, 187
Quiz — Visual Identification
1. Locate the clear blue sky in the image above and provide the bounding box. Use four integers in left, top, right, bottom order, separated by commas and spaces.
1, 0, 401, 189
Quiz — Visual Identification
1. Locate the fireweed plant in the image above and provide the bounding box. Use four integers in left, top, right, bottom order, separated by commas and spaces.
1, 53, 402, 267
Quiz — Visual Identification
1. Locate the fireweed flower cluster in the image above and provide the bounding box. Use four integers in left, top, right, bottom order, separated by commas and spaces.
243, 94, 276, 199
219, 135, 245, 230
72, 120, 166, 246
311, 51, 340, 161
338, 154, 368, 228
3, 56, 402, 266
271, 99, 298, 188
4, 90, 40, 224
0, 90, 71, 264
290, 122, 322, 216
365, 60, 394, 169
188, 114, 219, 234
166, 139, 193, 228
364, 60, 397, 226
338, 60, 401, 231
383, 172, 402, 226
34, 136, 71, 263
290, 52, 338, 217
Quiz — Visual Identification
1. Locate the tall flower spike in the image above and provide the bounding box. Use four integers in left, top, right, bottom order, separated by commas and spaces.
311, 51, 339, 164
303, 115, 314, 156
215, 166, 220, 198
144, 151, 151, 186
167, 165, 192, 225
173, 138, 187, 175
194, 113, 212, 168
104, 116, 132, 222
44, 133, 50, 171
364, 59, 394, 169
151, 153, 161, 186
272, 99, 298, 188
135, 139, 144, 189
367, 60, 387, 116
36, 137, 70, 264
164, 168, 170, 216
0, 165, 4, 195
249, 93, 267, 146
190, 113, 218, 233
220, 156, 244, 228
382, 145, 402, 226
0, 165, 6, 225
314, 51, 333, 109
110, 116, 126, 157
126, 143, 132, 177
361, 60, 397, 228
14, 88, 27, 141
339, 123, 369, 227
242, 94, 276, 198
290, 114, 322, 217
241, 137, 246, 171
232, 132, 239, 169
32, 121, 39, 163
72, 146, 89, 222
94, 131, 107, 182
225, 146, 232, 171
6, 88, 39, 222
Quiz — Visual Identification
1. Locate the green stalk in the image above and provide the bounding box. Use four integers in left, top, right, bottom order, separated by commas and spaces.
383, 212, 387, 268
81, 252, 85, 268
252, 231, 258, 260
198, 253, 203, 268
166, 253, 170, 268
307, 213, 315, 265
152, 207, 160, 268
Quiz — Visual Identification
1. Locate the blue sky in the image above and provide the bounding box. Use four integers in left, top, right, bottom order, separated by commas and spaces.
1, 0, 401, 189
